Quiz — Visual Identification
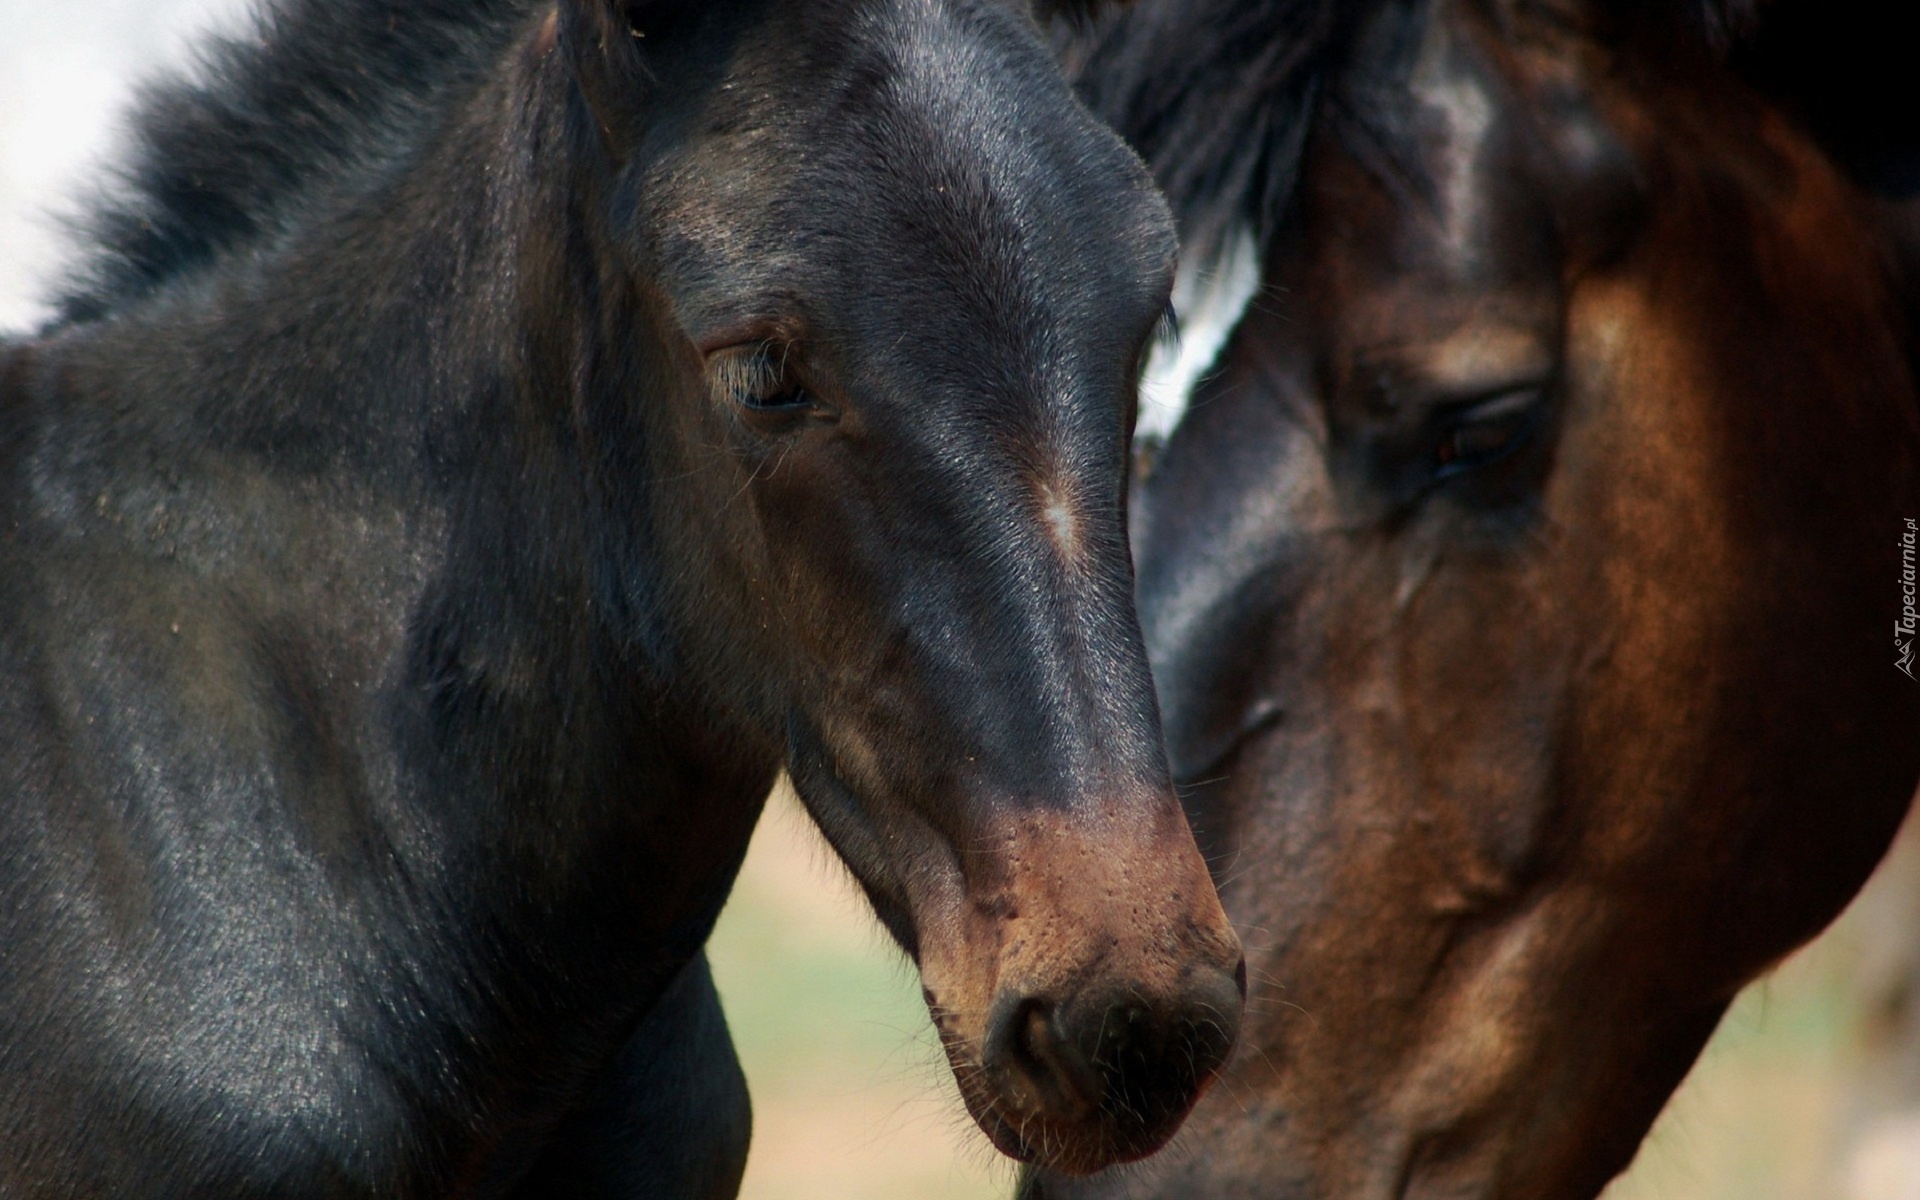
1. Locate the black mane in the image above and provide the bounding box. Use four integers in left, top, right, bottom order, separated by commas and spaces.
1054, 0, 1355, 260
1055, 0, 1767, 259
53, 0, 532, 327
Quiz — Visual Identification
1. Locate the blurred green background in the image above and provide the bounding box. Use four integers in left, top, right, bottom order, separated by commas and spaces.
707, 790, 1011, 1200
708, 789, 1919, 1200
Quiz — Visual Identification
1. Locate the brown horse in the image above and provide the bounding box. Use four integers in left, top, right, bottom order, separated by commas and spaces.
1032, 0, 1920, 1195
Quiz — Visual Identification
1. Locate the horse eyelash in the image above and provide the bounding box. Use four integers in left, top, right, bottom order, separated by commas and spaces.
709, 346, 786, 405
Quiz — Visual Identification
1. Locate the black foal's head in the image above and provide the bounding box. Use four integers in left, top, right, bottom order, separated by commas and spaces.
548, 0, 1243, 1174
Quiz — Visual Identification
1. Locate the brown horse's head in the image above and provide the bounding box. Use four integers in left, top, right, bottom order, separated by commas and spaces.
552, 0, 1241, 1172
1038, 0, 1920, 1193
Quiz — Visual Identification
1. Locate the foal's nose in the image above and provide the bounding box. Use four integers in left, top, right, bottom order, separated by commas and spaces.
987, 963, 1246, 1150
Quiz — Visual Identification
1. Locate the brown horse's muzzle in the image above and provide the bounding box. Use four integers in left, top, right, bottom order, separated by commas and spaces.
916, 801, 1245, 1175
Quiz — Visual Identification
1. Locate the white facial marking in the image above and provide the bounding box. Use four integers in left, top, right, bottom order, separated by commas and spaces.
1038, 480, 1082, 562
1136, 222, 1263, 446
1426, 73, 1496, 248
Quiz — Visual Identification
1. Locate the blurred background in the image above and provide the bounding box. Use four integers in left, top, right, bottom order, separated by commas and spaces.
1, 4, 1910, 1197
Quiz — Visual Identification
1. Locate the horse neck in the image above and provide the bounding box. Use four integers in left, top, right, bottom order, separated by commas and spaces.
32, 25, 774, 989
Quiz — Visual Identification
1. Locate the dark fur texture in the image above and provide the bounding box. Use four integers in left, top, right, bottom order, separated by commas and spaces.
1053, 0, 1778, 258
1053, 0, 1353, 258
54, 0, 528, 325
2, 0, 1244, 1193
58, 0, 1141, 328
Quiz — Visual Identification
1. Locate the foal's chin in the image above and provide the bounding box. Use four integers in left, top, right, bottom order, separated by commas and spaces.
952, 1058, 1225, 1177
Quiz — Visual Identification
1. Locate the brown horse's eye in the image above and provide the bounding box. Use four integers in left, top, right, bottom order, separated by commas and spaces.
1434, 387, 1542, 479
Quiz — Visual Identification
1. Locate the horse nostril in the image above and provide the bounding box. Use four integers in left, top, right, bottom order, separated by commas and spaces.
1080, 1001, 1152, 1077
989, 995, 1105, 1120
1103, 968, 1240, 1128
1234, 955, 1249, 1001
987, 970, 1242, 1147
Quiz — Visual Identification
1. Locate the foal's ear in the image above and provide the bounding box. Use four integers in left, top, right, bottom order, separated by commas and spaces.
557, 0, 699, 158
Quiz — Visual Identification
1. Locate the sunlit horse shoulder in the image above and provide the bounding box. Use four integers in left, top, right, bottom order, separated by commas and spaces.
0, 0, 1247, 1193
1030, 0, 1920, 1195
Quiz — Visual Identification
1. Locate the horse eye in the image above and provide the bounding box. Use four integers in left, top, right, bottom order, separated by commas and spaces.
739, 379, 811, 411
711, 347, 816, 414
1434, 387, 1542, 478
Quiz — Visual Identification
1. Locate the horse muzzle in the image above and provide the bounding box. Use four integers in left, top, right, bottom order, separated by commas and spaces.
976, 966, 1244, 1172
918, 802, 1246, 1175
